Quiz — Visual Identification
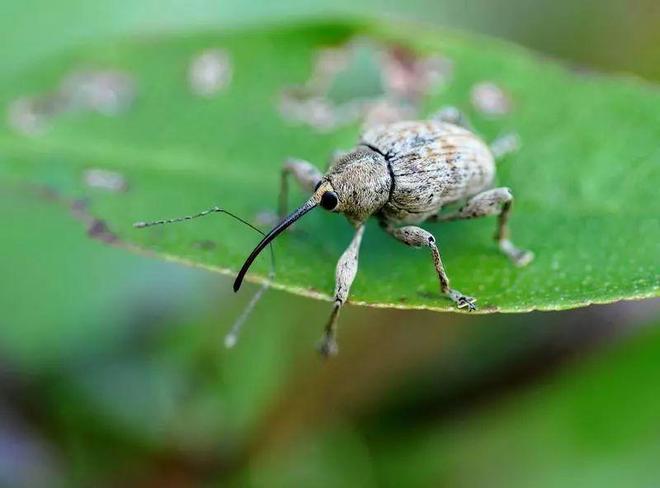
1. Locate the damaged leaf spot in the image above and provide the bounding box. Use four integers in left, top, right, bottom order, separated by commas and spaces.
279, 38, 452, 132
6, 69, 136, 135
381, 46, 452, 101
470, 81, 512, 117
83, 168, 128, 192
7, 95, 67, 135
188, 49, 233, 97
86, 219, 119, 243
70, 198, 119, 244
60, 70, 136, 115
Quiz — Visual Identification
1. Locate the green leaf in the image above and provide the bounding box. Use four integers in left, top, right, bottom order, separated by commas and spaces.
370, 320, 660, 488
0, 20, 658, 312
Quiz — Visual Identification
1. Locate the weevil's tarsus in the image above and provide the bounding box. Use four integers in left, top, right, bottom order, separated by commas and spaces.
234, 195, 319, 292
134, 205, 276, 347
317, 224, 365, 358
499, 237, 534, 267
383, 223, 477, 311
317, 301, 341, 357
495, 199, 535, 267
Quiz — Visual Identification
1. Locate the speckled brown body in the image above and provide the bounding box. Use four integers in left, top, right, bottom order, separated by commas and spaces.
360, 120, 495, 224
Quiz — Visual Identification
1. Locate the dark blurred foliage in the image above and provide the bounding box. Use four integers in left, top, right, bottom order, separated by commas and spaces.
0, 1, 658, 486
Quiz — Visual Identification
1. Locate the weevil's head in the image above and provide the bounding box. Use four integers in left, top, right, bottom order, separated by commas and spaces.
233, 146, 390, 292
318, 147, 390, 221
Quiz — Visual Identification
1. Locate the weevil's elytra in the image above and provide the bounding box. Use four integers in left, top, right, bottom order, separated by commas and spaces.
233, 109, 534, 357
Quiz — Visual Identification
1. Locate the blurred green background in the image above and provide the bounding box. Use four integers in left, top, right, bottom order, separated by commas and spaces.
1, 1, 659, 487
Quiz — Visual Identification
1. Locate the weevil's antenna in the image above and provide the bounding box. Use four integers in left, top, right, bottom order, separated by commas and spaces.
134, 205, 276, 348
134, 206, 260, 233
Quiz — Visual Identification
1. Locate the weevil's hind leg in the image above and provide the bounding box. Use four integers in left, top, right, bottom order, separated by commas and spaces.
382, 223, 477, 311
318, 224, 366, 357
430, 106, 472, 130
279, 158, 323, 219
433, 187, 534, 267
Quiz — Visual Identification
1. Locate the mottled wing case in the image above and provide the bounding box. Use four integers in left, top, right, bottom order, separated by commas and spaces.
361, 121, 495, 223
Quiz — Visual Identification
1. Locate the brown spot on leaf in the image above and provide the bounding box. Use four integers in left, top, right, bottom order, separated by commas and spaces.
69, 197, 120, 244
87, 219, 118, 243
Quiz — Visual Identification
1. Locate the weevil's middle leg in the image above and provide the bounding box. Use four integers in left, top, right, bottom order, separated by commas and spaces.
382, 223, 477, 311
279, 158, 322, 219
318, 224, 365, 358
432, 187, 534, 267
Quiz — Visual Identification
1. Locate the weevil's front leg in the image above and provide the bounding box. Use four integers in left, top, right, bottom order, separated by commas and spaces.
279, 158, 322, 218
318, 224, 366, 357
433, 187, 534, 267
382, 223, 477, 311
430, 106, 472, 130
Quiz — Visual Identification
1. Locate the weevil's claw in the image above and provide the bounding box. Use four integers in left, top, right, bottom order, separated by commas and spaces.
447, 289, 478, 312
316, 335, 339, 358
512, 249, 534, 267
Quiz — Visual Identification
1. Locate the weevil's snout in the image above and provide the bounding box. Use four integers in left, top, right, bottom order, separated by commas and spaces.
233, 195, 318, 292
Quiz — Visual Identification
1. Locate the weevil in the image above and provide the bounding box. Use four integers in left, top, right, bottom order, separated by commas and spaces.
233, 108, 533, 356
135, 108, 533, 357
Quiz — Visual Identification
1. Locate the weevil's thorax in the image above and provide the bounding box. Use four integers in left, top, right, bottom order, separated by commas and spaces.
323, 147, 391, 223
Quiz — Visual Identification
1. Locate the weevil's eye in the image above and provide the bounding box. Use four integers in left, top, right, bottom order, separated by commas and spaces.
320, 191, 338, 211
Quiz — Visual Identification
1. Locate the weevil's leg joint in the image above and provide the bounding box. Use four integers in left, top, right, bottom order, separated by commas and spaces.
383, 223, 477, 311
436, 187, 512, 222
431, 188, 533, 267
